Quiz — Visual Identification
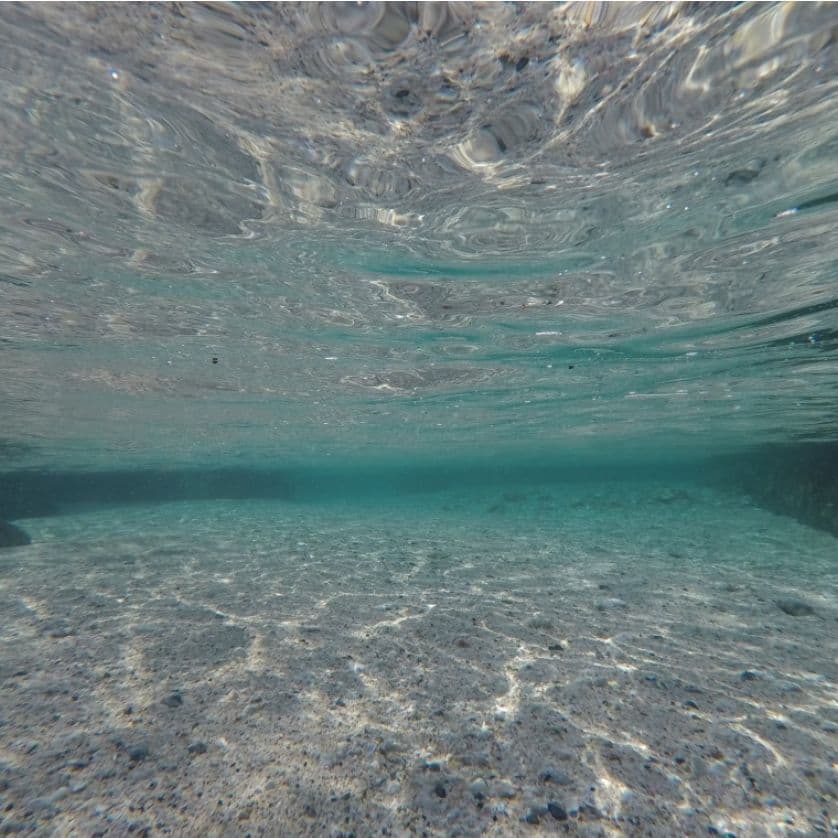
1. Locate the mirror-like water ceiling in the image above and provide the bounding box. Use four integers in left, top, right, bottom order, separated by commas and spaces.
0, 4, 835, 836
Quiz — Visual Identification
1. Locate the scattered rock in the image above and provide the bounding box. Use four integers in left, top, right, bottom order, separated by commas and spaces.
597, 597, 627, 610
0, 520, 30, 548
724, 166, 762, 186
547, 801, 568, 820
775, 598, 817, 617
540, 766, 572, 785
125, 744, 149, 762
162, 691, 183, 708
43, 619, 73, 638
469, 778, 488, 799
433, 781, 447, 798
527, 616, 553, 630
188, 741, 208, 755
379, 739, 405, 757
494, 782, 517, 799
524, 807, 543, 824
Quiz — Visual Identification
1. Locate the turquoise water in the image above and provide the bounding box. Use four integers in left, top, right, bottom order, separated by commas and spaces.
0, 4, 836, 836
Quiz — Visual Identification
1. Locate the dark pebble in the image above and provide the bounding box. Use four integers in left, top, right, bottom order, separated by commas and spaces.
525, 809, 541, 825
162, 691, 183, 708
724, 168, 760, 186
0, 521, 30, 549
775, 598, 816, 617
548, 802, 568, 820
188, 741, 208, 755
433, 782, 447, 798
740, 670, 759, 681
540, 767, 572, 785
127, 745, 149, 762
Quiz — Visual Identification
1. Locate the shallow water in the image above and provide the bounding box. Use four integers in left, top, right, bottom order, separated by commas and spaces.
0, 3, 836, 836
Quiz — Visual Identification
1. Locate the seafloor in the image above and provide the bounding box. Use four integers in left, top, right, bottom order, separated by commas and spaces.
0, 483, 835, 837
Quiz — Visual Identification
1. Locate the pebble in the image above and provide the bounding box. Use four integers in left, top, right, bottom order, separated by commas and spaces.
162, 691, 183, 708
469, 778, 488, 798
775, 598, 817, 617
547, 801, 569, 820
525, 806, 545, 824
0, 520, 30, 548
540, 766, 573, 785
597, 597, 627, 610
527, 616, 553, 630
188, 741, 208, 755
494, 782, 517, 798
126, 744, 149, 762
378, 739, 404, 757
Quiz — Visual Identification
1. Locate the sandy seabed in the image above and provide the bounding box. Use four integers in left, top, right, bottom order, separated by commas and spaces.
0, 484, 835, 837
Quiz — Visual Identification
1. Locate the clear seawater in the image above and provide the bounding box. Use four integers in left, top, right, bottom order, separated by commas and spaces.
0, 4, 835, 836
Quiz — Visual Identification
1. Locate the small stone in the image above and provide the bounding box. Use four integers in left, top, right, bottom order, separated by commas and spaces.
527, 617, 553, 630
469, 778, 489, 799
126, 744, 149, 762
524, 808, 541, 825
162, 691, 183, 708
547, 801, 568, 820
43, 620, 73, 638
433, 782, 447, 798
0, 521, 30, 549
188, 741, 208, 755
740, 670, 760, 681
597, 597, 627, 611
495, 782, 516, 798
540, 767, 572, 785
379, 740, 404, 757
775, 598, 817, 617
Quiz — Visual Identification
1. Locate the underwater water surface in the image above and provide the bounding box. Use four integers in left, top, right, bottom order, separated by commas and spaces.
0, 3, 836, 836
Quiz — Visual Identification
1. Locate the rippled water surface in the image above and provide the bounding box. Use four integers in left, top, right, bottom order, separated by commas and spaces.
0, 4, 837, 837
1, 2, 836, 468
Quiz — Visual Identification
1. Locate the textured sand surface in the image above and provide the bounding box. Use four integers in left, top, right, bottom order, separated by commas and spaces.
0, 486, 835, 836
